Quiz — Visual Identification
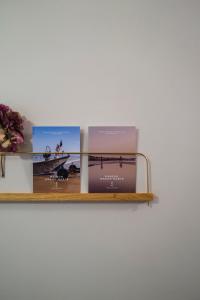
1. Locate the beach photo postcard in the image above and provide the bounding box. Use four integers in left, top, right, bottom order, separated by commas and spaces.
32, 126, 80, 193
88, 126, 137, 193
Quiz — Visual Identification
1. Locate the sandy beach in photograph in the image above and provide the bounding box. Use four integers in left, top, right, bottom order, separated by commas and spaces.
33, 174, 80, 193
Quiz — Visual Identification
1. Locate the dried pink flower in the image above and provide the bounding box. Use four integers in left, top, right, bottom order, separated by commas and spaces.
0, 104, 24, 152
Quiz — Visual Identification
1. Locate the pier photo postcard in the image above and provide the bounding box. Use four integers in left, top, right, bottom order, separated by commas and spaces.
88, 126, 137, 193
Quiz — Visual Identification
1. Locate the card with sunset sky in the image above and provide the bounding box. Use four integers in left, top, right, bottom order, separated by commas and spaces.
88, 126, 137, 193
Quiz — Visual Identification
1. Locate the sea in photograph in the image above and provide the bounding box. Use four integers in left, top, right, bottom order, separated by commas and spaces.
89, 158, 136, 193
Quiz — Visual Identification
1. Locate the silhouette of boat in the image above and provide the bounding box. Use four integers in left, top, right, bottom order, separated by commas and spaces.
33, 144, 70, 176
33, 155, 70, 175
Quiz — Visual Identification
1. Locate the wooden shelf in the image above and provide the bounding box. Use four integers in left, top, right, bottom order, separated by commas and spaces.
0, 193, 154, 202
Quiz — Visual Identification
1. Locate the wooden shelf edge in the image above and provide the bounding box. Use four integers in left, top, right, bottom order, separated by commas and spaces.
0, 193, 154, 202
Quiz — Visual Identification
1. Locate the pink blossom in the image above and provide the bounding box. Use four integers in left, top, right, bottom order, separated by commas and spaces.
0, 104, 24, 152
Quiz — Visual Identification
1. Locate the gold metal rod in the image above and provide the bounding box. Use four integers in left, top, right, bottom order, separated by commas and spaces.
0, 154, 5, 178
1, 151, 146, 155
0, 151, 151, 194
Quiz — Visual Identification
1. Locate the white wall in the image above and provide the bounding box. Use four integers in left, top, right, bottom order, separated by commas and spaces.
0, 1, 200, 299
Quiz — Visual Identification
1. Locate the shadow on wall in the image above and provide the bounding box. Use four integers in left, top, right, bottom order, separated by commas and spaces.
19, 116, 33, 155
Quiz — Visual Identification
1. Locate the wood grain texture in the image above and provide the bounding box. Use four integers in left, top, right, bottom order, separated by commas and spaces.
0, 193, 154, 202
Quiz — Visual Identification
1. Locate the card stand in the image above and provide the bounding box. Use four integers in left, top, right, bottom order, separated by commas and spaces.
0, 152, 154, 203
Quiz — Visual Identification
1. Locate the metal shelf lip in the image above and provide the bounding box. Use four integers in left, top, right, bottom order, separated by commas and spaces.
0, 151, 152, 197
0, 151, 147, 156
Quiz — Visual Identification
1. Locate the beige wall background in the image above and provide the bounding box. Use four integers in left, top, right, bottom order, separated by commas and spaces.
0, 1, 200, 299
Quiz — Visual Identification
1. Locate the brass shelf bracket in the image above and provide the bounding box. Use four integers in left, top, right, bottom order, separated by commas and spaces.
0, 151, 151, 195
0, 154, 5, 178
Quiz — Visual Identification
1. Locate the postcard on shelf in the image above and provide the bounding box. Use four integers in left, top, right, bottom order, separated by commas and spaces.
32, 126, 80, 193
88, 126, 137, 193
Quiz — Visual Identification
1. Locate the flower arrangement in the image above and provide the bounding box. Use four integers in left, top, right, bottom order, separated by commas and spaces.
0, 104, 24, 152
